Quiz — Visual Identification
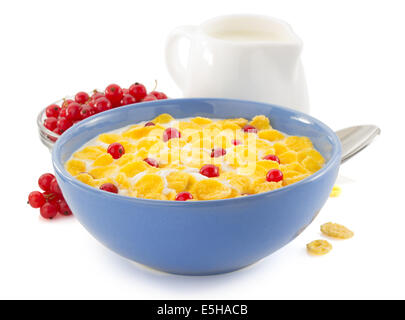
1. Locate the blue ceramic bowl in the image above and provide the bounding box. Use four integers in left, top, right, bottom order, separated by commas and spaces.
52, 98, 341, 275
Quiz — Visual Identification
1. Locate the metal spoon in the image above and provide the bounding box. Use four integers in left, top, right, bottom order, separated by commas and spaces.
336, 125, 381, 163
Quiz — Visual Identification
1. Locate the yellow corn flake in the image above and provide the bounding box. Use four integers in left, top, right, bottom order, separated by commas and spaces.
190, 116, 212, 126
147, 128, 165, 140
167, 138, 187, 149
98, 133, 123, 144
280, 169, 301, 179
225, 175, 251, 194
330, 185, 341, 197
119, 160, 148, 178
221, 120, 242, 131
251, 180, 282, 194
95, 177, 116, 187
258, 129, 285, 142
256, 139, 273, 150
250, 115, 271, 130
302, 157, 323, 173
75, 173, 97, 187
92, 153, 114, 167
184, 175, 197, 192
142, 193, 168, 200
193, 179, 232, 200
133, 174, 164, 196
166, 171, 192, 193
136, 137, 163, 151
73, 146, 105, 160
152, 113, 174, 124
89, 165, 118, 179
117, 140, 136, 154
281, 163, 309, 174
158, 148, 182, 166
272, 142, 289, 155
237, 164, 262, 177
166, 190, 177, 201
320, 222, 354, 239
256, 159, 280, 171
135, 148, 149, 161
191, 137, 213, 150
278, 150, 298, 164
283, 173, 310, 186
115, 172, 131, 190
179, 121, 201, 131
284, 136, 313, 152
116, 153, 136, 166
65, 159, 86, 176
228, 118, 249, 128
307, 240, 332, 256
298, 148, 324, 165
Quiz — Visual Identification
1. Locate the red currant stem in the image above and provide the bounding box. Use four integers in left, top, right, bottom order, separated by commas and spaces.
44, 193, 57, 200
152, 80, 158, 91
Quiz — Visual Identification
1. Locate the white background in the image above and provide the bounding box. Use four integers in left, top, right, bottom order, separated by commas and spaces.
0, 0, 404, 299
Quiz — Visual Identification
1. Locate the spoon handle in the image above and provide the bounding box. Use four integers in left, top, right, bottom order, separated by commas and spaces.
336, 125, 381, 164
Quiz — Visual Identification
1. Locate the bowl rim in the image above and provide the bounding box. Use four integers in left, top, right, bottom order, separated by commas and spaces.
52, 97, 342, 206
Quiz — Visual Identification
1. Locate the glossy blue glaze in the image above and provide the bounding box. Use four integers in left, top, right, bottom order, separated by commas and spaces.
52, 98, 341, 275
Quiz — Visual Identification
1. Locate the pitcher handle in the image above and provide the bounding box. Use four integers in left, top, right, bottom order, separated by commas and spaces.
165, 25, 196, 90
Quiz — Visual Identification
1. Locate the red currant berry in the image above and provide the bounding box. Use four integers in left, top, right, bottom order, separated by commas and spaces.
59, 107, 67, 118
199, 164, 220, 178
143, 157, 159, 168
142, 95, 157, 102
66, 102, 82, 121
211, 148, 226, 158
45, 104, 61, 118
128, 82, 147, 101
122, 88, 129, 94
105, 84, 123, 107
79, 105, 95, 120
175, 192, 193, 201
91, 91, 104, 102
40, 202, 58, 219
57, 117, 73, 133
75, 91, 89, 104
263, 154, 280, 164
99, 183, 118, 193
231, 139, 242, 146
28, 191, 46, 208
57, 199, 72, 216
144, 122, 155, 127
150, 91, 168, 100
49, 178, 62, 195
266, 169, 283, 182
44, 117, 58, 131
61, 99, 75, 109
107, 143, 125, 159
163, 128, 181, 142
94, 97, 112, 113
242, 124, 258, 133
120, 94, 136, 106
38, 173, 55, 192
53, 127, 63, 136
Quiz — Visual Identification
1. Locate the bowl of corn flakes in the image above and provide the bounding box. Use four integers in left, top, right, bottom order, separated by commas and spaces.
52, 98, 341, 275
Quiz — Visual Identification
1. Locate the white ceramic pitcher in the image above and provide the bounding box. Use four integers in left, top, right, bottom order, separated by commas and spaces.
165, 15, 310, 113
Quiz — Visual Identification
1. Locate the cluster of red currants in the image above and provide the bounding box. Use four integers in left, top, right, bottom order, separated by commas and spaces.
43, 83, 168, 137
28, 173, 72, 219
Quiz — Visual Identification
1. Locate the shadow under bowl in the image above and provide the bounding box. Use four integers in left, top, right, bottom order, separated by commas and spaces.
52, 98, 341, 275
